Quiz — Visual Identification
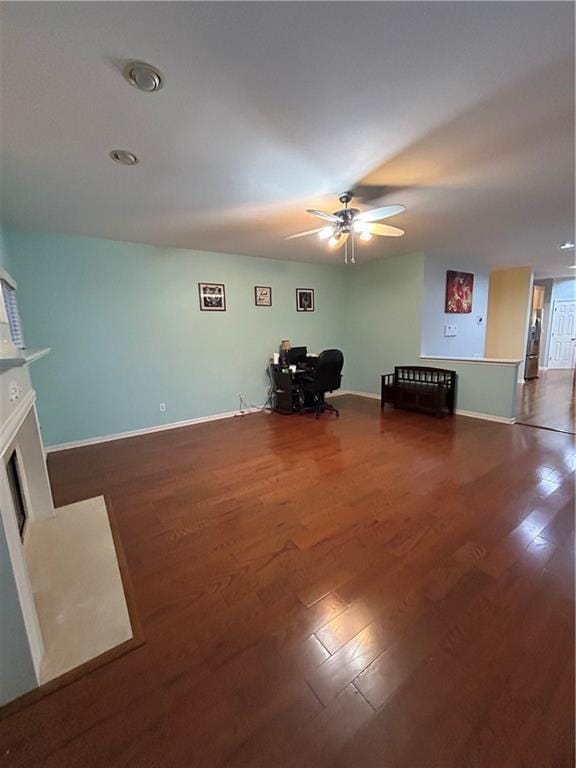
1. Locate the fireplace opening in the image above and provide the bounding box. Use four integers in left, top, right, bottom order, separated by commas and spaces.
6, 450, 28, 540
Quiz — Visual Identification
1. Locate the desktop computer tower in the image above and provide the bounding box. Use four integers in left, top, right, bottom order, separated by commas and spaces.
274, 387, 295, 414
272, 369, 302, 414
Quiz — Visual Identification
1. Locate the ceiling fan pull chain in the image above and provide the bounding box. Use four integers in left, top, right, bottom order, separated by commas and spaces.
351, 231, 356, 264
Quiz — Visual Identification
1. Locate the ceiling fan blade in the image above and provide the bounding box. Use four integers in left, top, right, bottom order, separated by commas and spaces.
368, 223, 405, 237
356, 205, 406, 223
285, 227, 324, 240
306, 209, 340, 223
330, 232, 349, 250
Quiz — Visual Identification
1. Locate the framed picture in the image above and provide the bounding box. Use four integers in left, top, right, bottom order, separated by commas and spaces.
296, 288, 315, 312
198, 282, 226, 311
254, 286, 272, 307
445, 271, 473, 314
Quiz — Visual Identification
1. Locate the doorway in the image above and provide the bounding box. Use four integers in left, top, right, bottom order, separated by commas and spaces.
548, 299, 576, 369
516, 286, 575, 434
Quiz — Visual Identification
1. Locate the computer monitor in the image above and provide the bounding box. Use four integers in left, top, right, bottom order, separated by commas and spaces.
287, 346, 307, 365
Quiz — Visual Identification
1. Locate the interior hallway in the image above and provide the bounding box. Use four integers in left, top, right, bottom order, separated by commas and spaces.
517, 369, 575, 434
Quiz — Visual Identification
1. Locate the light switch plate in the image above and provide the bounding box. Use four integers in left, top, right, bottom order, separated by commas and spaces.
444, 324, 457, 337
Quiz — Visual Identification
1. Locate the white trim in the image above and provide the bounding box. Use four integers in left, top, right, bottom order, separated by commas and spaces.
538, 366, 548, 371
455, 409, 516, 425
523, 271, 536, 379
47, 390, 520, 454
328, 389, 380, 400
420, 355, 522, 366
46, 407, 263, 453
0, 348, 51, 373
0, 267, 17, 290
0, 388, 36, 457
0, 463, 44, 681
331, 390, 515, 424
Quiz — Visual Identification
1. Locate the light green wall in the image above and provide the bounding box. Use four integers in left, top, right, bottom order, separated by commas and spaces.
420, 358, 519, 419
342, 253, 518, 420
0, 226, 9, 270
342, 252, 425, 392
5, 230, 347, 446
5, 230, 519, 446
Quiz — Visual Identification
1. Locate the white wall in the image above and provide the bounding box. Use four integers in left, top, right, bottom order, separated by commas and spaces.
551, 277, 576, 302
420, 254, 489, 357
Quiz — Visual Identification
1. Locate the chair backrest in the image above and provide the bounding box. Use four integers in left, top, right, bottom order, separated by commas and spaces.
314, 349, 344, 392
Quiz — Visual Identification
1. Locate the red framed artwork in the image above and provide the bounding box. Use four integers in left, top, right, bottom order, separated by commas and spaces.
445, 270, 474, 314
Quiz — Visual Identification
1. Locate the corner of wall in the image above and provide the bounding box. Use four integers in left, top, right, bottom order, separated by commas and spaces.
342, 251, 426, 394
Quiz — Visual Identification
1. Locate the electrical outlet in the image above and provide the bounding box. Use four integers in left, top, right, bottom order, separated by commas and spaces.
159, 402, 166, 412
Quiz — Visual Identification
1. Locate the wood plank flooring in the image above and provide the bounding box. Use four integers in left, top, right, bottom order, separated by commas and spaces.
1, 395, 574, 767
517, 369, 575, 433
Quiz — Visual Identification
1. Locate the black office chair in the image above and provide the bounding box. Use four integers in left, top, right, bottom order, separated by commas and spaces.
299, 349, 344, 418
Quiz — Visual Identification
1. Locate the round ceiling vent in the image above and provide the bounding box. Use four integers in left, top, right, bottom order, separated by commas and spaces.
109, 149, 139, 166
124, 61, 164, 92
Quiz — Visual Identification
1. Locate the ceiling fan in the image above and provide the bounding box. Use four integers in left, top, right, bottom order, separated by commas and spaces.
286, 192, 406, 264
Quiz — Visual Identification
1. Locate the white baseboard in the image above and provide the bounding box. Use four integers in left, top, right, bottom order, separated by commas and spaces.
47, 391, 517, 453
328, 389, 380, 400
46, 407, 263, 453
455, 409, 516, 425
330, 390, 515, 424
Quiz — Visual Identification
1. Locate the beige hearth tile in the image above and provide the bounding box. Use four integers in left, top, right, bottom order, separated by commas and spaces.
24, 496, 133, 684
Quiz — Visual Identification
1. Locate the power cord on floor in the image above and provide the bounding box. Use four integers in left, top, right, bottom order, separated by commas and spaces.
236, 365, 275, 415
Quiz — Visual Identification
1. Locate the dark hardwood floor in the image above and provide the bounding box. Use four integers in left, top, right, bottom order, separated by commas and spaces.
1, 396, 574, 767
517, 369, 575, 434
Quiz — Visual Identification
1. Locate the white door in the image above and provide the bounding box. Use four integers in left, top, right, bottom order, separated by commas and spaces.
548, 300, 576, 369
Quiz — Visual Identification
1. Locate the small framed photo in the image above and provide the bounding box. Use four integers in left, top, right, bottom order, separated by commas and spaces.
198, 282, 226, 311
296, 288, 314, 312
254, 286, 272, 307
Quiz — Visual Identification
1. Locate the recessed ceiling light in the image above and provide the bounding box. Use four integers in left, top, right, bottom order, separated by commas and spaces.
124, 61, 164, 92
109, 149, 138, 166
559, 241, 575, 250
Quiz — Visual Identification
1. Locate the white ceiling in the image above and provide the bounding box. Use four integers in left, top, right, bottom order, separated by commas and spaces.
1, 2, 574, 275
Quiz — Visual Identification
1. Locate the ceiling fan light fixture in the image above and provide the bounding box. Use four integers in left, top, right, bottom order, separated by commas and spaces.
318, 227, 334, 240
286, 193, 406, 263
328, 234, 341, 248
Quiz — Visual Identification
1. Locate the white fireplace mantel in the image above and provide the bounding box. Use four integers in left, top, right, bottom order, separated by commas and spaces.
1, 352, 54, 686
0, 348, 50, 373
